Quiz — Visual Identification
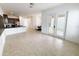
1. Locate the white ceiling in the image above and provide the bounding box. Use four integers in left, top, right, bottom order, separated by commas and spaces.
0, 3, 62, 16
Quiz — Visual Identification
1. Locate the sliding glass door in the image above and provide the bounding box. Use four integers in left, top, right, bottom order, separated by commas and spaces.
48, 13, 67, 39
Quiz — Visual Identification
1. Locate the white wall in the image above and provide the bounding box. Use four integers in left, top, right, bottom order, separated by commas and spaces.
19, 16, 30, 27
66, 10, 79, 43
42, 3, 79, 44
29, 13, 42, 29
36, 14, 41, 27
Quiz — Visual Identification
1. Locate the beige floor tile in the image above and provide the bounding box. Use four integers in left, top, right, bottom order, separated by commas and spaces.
2, 30, 79, 56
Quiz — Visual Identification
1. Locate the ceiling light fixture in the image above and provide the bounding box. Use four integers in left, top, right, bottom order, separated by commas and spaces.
29, 3, 34, 8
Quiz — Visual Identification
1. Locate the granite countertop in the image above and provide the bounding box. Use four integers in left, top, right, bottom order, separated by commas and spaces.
5, 26, 25, 29
0, 26, 25, 35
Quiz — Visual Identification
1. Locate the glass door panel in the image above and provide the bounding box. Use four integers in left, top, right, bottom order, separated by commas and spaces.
56, 15, 66, 38
49, 17, 55, 35
47, 13, 67, 39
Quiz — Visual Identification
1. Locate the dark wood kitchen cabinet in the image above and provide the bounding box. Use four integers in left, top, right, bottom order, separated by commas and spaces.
3, 14, 20, 28
0, 15, 4, 28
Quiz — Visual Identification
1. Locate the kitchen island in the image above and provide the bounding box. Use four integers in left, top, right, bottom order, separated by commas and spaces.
0, 26, 27, 56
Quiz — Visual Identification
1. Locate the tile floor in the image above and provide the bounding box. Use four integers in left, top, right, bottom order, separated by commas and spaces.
2, 30, 79, 56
